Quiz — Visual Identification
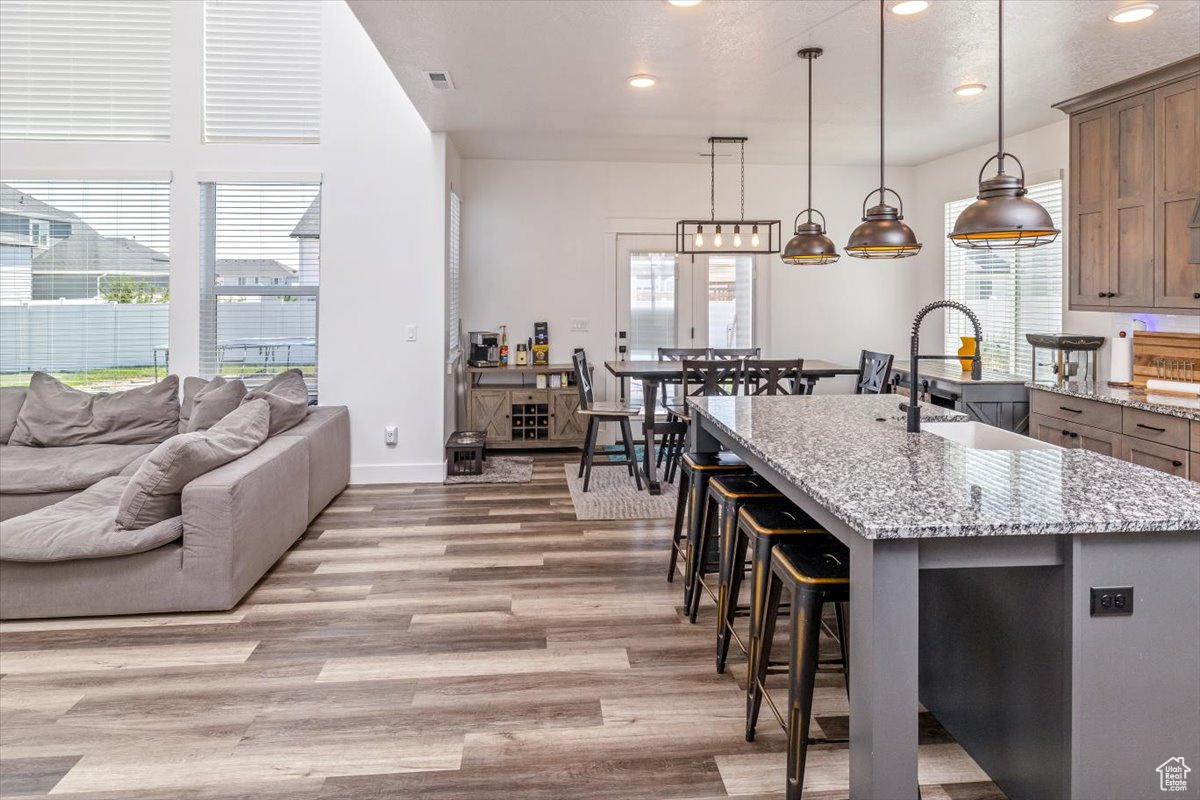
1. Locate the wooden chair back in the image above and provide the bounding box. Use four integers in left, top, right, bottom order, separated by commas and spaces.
856, 350, 894, 395
742, 359, 805, 396
709, 347, 761, 361
572, 350, 595, 409
658, 347, 708, 362
681, 358, 742, 398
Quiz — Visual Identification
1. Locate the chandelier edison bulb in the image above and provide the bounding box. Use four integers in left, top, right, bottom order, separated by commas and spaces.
733, 225, 743, 247
694, 225, 704, 247
751, 225, 760, 247
713, 225, 723, 248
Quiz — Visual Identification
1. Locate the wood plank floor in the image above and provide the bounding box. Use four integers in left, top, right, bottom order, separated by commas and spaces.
0, 452, 1005, 799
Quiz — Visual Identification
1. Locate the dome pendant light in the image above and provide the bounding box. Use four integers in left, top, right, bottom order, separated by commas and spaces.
949, 0, 1060, 250
782, 47, 840, 266
845, 0, 922, 259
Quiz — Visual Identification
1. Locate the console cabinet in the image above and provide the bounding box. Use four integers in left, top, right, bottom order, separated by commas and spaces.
465, 364, 587, 449
1056, 56, 1200, 314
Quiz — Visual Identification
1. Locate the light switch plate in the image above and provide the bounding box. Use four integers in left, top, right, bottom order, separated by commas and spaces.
571, 318, 589, 332
405, 325, 417, 342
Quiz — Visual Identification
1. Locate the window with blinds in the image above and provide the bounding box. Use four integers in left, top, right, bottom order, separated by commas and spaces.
199, 182, 319, 398
448, 192, 461, 361
203, 0, 321, 143
0, 0, 171, 141
0, 180, 171, 390
944, 179, 1063, 379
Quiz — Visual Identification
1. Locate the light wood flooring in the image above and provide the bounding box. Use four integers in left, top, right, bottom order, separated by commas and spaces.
0, 452, 1004, 799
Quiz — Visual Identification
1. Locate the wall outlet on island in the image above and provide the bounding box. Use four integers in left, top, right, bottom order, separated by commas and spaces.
1090, 586, 1133, 616
384, 425, 398, 446
571, 318, 589, 332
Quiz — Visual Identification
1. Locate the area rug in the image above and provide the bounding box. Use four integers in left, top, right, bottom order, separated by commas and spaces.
563, 463, 679, 520
445, 456, 534, 485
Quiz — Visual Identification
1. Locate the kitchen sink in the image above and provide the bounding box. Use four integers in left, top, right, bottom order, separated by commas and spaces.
922, 421, 1060, 451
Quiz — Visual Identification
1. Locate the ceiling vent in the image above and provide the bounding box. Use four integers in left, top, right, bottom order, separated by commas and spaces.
424, 70, 455, 90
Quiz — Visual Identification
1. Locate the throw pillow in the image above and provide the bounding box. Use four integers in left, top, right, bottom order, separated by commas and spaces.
186, 376, 247, 432
241, 368, 309, 435
0, 386, 26, 444
9, 373, 180, 447
179, 376, 210, 431
115, 399, 270, 530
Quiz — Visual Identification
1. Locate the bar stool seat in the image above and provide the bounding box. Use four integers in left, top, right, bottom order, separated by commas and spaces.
670, 452, 751, 590
716, 502, 830, 676
747, 539, 850, 800
687, 473, 781, 623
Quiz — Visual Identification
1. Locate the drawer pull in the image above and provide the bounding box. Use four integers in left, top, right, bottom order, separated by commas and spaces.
1059, 405, 1083, 414
1069, 432, 1079, 439
1172, 460, 1183, 468
1136, 423, 1167, 433
1061, 430, 1071, 436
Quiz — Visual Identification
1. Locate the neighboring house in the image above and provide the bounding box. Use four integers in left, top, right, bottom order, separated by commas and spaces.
0, 184, 81, 303
290, 191, 320, 285
216, 258, 297, 287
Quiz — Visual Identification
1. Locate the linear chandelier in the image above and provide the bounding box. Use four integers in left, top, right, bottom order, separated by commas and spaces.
676, 136, 781, 255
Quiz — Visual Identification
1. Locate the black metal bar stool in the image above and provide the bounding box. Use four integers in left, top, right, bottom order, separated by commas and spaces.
747, 540, 850, 800
687, 473, 781, 624
669, 451, 752, 587
716, 502, 829, 676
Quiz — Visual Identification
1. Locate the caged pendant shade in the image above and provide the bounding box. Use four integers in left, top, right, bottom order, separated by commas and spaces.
845, 0, 921, 259
782, 47, 840, 266
949, 0, 1059, 250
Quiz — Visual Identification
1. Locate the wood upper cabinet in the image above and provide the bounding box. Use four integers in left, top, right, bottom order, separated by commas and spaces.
1155, 76, 1200, 309
1058, 56, 1200, 314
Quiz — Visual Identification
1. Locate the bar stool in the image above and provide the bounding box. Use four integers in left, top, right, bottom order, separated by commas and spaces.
687, 473, 781, 624
747, 540, 850, 800
716, 502, 830, 676
669, 451, 752, 587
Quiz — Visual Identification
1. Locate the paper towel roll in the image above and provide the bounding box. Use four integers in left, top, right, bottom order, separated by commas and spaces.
1146, 379, 1200, 397
1109, 334, 1133, 384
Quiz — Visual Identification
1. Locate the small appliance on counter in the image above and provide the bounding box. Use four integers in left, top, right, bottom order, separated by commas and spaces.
468, 331, 500, 367
1025, 333, 1104, 385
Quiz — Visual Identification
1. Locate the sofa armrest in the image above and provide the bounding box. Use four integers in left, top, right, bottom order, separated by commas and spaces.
180, 435, 309, 609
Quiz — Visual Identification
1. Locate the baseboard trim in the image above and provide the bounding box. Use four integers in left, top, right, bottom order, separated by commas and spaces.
350, 461, 445, 485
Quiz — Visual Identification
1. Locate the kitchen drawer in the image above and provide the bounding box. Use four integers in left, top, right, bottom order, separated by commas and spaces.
1192, 420, 1200, 453
1119, 434, 1189, 479
1029, 413, 1119, 457
1029, 389, 1122, 432
511, 390, 549, 404
1192, 452, 1199, 482
1122, 407, 1190, 449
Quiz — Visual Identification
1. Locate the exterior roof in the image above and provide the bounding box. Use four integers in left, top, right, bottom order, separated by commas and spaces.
290, 193, 320, 239
217, 258, 296, 279
32, 229, 169, 275
0, 184, 83, 225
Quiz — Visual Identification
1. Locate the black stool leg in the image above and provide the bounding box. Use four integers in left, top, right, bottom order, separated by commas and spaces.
683, 485, 714, 610
619, 416, 642, 491
835, 601, 850, 698
668, 466, 690, 582
689, 495, 729, 624
747, 566, 783, 742
717, 520, 749, 673
786, 588, 825, 800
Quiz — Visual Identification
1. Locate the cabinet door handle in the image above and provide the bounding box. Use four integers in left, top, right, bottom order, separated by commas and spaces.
1097, 292, 1106, 298
1136, 423, 1166, 433
1069, 432, 1079, 439
1193, 292, 1200, 299
1061, 430, 1071, 436
1172, 460, 1183, 468
1059, 405, 1083, 414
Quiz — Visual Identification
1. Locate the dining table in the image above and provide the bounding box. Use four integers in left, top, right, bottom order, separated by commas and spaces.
603, 358, 858, 494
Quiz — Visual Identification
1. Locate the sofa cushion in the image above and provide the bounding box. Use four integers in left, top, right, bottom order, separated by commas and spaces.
116, 399, 270, 529
179, 376, 209, 432
0, 442, 157, 494
9, 373, 180, 446
186, 377, 247, 433
241, 369, 309, 436
0, 387, 26, 444
0, 476, 183, 562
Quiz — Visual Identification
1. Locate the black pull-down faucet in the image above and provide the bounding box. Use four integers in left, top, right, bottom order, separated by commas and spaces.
904, 300, 983, 433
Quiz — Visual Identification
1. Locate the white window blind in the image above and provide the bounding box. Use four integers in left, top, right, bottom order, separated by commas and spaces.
199, 182, 320, 398
448, 191, 461, 361
203, 0, 320, 143
944, 179, 1063, 379
0, 0, 171, 141
0, 180, 171, 390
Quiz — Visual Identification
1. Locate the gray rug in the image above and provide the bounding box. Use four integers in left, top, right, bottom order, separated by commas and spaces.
563, 463, 679, 520
445, 456, 534, 485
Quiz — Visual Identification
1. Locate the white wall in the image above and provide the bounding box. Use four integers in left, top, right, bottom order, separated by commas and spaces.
909, 119, 1199, 381
0, 1, 449, 483
459, 159, 921, 398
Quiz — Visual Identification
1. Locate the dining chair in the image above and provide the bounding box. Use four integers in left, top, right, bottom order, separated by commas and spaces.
709, 347, 761, 361
855, 350, 894, 395
655, 348, 710, 473
572, 350, 643, 491
742, 359, 805, 396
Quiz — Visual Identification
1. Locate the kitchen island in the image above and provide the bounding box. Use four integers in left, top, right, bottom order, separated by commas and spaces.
689, 394, 1200, 800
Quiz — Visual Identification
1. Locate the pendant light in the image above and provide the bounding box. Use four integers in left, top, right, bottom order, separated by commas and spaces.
948, 0, 1060, 250
782, 47, 840, 266
845, 0, 922, 259
676, 137, 781, 254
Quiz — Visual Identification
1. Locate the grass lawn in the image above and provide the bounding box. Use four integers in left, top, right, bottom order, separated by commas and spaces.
2, 364, 314, 391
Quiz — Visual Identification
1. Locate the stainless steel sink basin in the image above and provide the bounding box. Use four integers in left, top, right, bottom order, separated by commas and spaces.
922, 421, 1060, 451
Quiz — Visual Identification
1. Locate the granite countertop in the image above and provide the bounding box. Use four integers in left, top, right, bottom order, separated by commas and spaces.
1027, 381, 1200, 421
892, 360, 1027, 385
689, 394, 1200, 540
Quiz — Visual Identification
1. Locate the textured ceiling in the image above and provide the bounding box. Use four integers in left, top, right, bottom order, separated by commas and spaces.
349, 0, 1200, 166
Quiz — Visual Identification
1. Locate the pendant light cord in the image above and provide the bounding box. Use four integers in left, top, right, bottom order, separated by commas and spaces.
740, 140, 745, 220
878, 0, 885, 197
807, 51, 814, 222
710, 138, 716, 222
997, 0, 1005, 173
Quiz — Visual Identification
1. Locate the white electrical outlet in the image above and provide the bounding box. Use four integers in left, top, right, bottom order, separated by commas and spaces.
406, 325, 418, 342
385, 425, 398, 445
571, 318, 589, 332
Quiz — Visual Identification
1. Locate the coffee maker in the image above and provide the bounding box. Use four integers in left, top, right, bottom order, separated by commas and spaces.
468, 331, 500, 367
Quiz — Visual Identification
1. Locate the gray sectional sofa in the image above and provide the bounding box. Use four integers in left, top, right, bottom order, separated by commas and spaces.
0, 374, 350, 619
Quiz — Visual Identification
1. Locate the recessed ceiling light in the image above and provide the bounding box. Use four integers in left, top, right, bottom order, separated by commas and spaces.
954, 83, 986, 97
668, 0, 702, 6
1108, 3, 1158, 23
627, 74, 657, 89
888, 0, 930, 15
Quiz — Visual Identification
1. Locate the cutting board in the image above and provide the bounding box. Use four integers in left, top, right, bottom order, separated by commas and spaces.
1131, 331, 1200, 387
